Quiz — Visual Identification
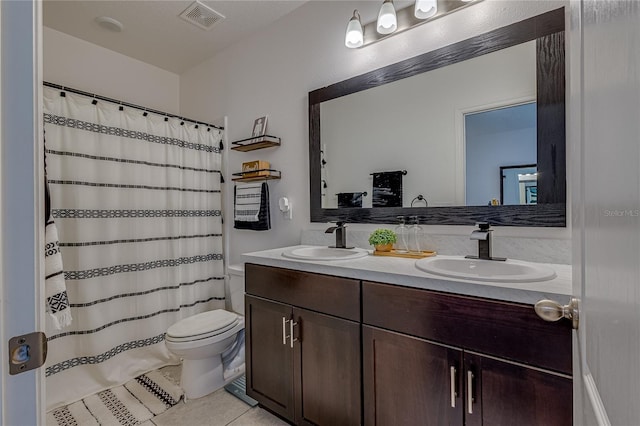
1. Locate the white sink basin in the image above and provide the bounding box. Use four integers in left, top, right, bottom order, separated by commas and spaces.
282, 246, 369, 261
415, 256, 556, 283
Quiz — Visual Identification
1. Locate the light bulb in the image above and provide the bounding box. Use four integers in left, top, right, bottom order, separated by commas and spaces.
377, 0, 397, 35
345, 10, 363, 48
415, 0, 437, 19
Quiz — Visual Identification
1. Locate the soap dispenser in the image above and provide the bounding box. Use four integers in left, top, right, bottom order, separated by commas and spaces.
408, 216, 423, 254
394, 216, 409, 253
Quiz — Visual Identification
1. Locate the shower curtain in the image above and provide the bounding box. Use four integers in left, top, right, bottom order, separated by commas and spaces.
42, 87, 225, 410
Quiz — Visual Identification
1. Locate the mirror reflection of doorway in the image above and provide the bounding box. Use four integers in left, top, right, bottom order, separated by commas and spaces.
500, 164, 537, 205
464, 102, 537, 206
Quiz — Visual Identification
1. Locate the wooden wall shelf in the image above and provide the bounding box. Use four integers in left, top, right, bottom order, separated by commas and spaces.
232, 169, 281, 182
231, 135, 281, 152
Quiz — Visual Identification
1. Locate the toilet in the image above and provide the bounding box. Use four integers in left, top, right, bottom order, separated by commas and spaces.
228, 264, 245, 315
165, 265, 246, 400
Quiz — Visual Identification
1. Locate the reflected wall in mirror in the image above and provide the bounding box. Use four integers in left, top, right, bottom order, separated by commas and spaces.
321, 41, 536, 209
309, 8, 565, 226
499, 164, 538, 205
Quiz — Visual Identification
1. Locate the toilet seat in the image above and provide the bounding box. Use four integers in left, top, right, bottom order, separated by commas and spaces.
166, 310, 239, 343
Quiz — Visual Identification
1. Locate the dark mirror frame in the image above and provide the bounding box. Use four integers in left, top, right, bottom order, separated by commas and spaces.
309, 8, 565, 227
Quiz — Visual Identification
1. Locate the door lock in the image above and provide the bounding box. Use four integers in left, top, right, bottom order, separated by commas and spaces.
8, 332, 47, 375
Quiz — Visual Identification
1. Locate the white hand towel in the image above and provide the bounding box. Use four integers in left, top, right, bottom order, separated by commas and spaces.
45, 218, 72, 329
234, 183, 262, 222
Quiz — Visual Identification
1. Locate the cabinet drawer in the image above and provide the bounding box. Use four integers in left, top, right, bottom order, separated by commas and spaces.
246, 264, 360, 321
362, 281, 572, 375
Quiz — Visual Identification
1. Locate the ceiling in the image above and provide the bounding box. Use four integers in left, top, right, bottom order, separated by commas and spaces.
43, 1, 308, 74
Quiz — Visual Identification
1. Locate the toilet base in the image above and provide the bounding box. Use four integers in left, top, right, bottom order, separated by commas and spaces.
180, 355, 225, 400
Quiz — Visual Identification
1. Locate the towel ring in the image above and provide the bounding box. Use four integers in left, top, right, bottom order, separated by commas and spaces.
411, 194, 428, 207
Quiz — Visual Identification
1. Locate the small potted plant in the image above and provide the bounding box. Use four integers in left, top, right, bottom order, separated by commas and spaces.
368, 229, 397, 252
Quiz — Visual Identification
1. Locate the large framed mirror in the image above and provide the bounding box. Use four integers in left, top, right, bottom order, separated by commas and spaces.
309, 8, 565, 226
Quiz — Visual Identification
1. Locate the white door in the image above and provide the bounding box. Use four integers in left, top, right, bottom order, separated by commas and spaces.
570, 1, 640, 425
0, 1, 45, 424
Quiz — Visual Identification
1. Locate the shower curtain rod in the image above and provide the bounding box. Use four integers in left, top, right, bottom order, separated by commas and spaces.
43, 81, 224, 130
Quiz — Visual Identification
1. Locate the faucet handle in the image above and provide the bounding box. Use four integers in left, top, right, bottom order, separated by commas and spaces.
475, 222, 490, 231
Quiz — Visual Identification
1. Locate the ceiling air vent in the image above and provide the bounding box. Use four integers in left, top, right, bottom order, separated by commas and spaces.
179, 1, 225, 31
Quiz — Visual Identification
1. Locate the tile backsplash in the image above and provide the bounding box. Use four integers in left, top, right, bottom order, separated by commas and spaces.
301, 229, 571, 264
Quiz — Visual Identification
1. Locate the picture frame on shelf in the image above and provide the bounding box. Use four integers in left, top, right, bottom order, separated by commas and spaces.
251, 116, 268, 138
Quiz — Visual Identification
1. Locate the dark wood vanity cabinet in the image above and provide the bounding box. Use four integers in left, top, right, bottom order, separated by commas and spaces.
363, 326, 572, 426
363, 281, 573, 426
245, 264, 361, 425
245, 295, 295, 420
245, 265, 572, 426
363, 326, 464, 426
463, 353, 572, 426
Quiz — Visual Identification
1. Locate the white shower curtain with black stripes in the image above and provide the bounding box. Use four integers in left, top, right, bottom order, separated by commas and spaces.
43, 87, 226, 410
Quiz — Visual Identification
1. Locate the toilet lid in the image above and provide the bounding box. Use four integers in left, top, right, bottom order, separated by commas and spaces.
167, 309, 238, 339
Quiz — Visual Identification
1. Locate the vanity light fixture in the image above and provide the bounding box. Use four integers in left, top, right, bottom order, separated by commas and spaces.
345, 0, 482, 49
377, 0, 397, 34
345, 10, 364, 48
414, 0, 438, 19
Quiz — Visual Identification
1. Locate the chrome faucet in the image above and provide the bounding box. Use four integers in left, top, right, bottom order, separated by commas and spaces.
325, 221, 352, 249
465, 223, 505, 261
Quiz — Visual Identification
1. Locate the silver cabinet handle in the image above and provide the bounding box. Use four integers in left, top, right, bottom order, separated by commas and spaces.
450, 366, 457, 408
289, 320, 298, 348
467, 370, 474, 414
282, 317, 289, 345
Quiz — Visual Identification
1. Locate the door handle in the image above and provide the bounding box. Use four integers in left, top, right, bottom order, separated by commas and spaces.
534, 298, 579, 329
450, 366, 457, 408
282, 317, 289, 345
467, 370, 474, 414
289, 319, 298, 348
282, 317, 298, 348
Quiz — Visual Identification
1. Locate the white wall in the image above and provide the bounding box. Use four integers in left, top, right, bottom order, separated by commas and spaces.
179, 0, 570, 264
43, 27, 179, 114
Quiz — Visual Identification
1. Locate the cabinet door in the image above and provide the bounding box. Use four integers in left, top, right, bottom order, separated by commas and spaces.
363, 326, 464, 426
245, 295, 295, 421
294, 308, 361, 426
464, 353, 572, 426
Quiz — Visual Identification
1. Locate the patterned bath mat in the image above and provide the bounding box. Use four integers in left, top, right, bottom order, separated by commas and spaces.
47, 370, 183, 426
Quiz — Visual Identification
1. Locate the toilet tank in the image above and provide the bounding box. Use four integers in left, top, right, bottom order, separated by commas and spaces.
227, 264, 245, 315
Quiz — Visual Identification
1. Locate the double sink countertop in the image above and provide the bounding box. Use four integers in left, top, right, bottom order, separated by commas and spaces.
242, 245, 572, 305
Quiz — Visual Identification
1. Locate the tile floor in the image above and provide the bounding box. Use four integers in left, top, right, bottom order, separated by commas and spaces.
151, 365, 288, 426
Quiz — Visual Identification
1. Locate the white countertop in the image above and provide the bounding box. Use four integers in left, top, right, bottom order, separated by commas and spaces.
242, 245, 573, 305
